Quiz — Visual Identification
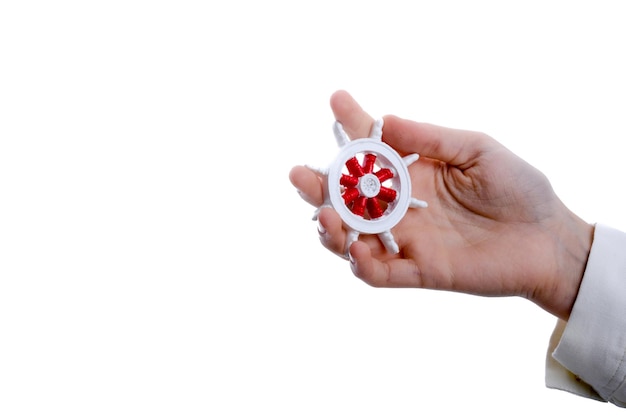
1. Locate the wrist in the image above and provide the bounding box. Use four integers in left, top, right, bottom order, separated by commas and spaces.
543, 210, 594, 320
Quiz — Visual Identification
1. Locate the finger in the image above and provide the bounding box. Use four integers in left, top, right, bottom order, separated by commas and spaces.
349, 241, 424, 288
289, 165, 324, 207
382, 115, 498, 167
330, 90, 375, 140
318, 207, 348, 258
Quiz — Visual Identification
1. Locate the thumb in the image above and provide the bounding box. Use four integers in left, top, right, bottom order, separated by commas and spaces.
382, 115, 497, 167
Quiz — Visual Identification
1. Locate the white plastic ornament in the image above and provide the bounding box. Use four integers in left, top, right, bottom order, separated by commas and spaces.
309, 119, 428, 255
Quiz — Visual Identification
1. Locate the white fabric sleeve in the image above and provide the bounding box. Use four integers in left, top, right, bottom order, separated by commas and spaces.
546, 224, 626, 407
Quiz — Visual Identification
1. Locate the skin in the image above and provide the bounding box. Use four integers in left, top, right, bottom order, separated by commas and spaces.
289, 90, 594, 321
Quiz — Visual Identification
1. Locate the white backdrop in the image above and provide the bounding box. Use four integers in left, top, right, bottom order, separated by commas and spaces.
1, 1, 625, 415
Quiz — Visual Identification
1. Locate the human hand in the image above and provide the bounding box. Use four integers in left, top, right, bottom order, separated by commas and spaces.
290, 90, 593, 320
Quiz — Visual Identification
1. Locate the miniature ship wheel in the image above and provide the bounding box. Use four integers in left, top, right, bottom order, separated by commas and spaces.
310, 119, 427, 254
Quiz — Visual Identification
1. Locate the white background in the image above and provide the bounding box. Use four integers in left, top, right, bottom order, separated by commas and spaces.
1, 1, 625, 415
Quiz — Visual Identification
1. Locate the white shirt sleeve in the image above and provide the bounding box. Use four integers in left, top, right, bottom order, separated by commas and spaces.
546, 224, 626, 407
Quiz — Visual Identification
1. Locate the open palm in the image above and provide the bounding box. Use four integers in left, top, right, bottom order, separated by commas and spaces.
290, 91, 592, 320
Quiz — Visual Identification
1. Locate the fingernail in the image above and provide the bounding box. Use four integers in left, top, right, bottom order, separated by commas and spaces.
348, 250, 356, 265
317, 222, 326, 235
297, 189, 317, 207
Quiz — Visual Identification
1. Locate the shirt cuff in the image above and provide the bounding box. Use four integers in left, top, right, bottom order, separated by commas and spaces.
546, 224, 626, 406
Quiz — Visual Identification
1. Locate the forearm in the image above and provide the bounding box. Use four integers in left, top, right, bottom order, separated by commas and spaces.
548, 224, 626, 406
